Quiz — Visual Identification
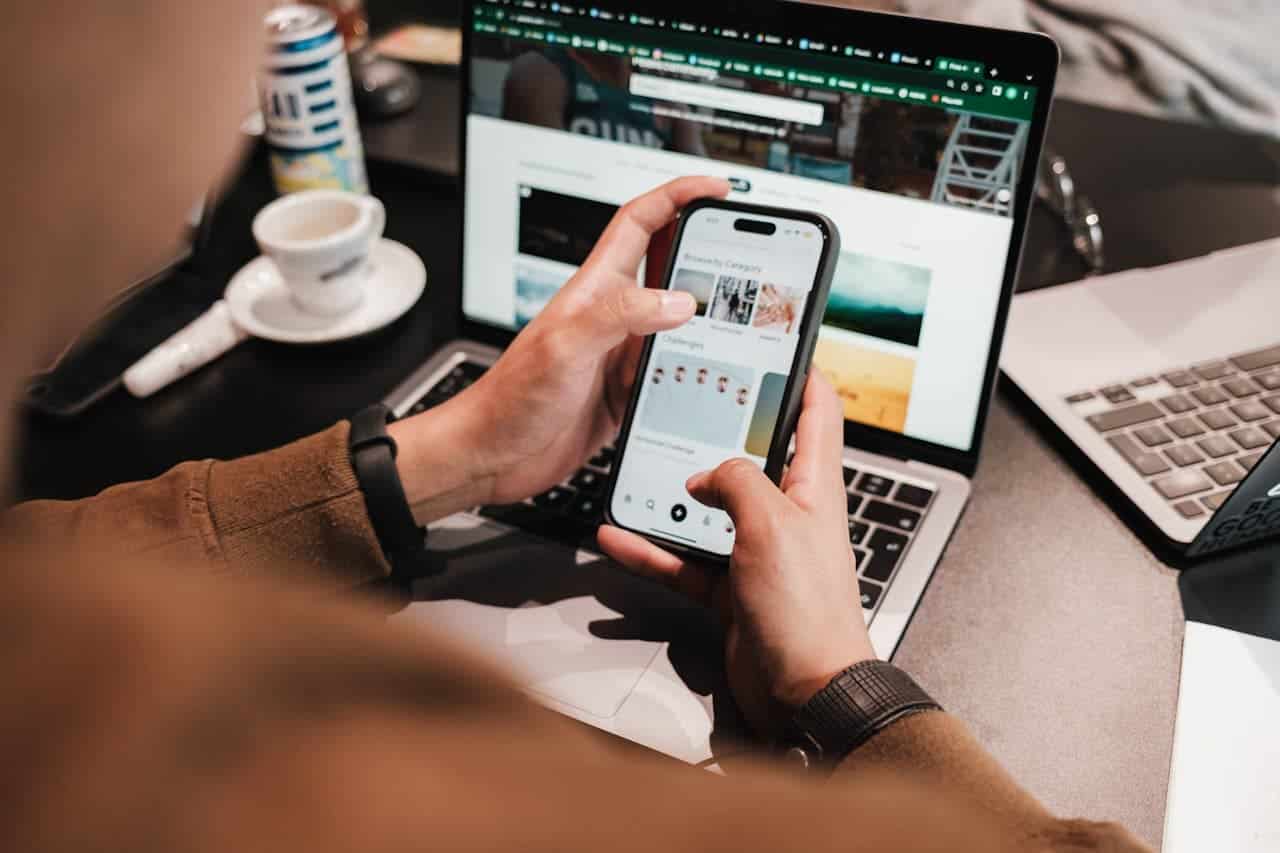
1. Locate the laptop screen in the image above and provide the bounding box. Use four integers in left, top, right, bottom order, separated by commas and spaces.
462, 0, 1051, 456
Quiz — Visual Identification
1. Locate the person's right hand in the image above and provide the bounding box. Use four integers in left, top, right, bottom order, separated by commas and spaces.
598, 372, 876, 736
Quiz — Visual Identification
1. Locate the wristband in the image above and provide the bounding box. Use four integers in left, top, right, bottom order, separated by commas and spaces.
778, 660, 941, 772
348, 404, 431, 584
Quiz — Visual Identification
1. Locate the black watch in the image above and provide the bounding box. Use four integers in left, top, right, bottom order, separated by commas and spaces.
778, 660, 941, 772
348, 404, 432, 584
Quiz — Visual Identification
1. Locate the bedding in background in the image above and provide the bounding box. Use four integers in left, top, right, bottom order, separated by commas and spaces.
833, 0, 1280, 138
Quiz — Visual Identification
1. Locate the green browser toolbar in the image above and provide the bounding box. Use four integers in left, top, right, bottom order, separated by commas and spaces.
471, 5, 1037, 121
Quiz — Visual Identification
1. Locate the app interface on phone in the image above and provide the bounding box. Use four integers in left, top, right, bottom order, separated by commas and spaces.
611, 208, 826, 556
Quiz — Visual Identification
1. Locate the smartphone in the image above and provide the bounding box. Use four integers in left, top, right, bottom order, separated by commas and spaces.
604, 199, 840, 563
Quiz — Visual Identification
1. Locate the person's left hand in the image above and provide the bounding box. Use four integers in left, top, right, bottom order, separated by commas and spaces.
389, 176, 729, 512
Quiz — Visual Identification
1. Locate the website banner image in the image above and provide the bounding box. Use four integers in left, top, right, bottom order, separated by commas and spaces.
513, 186, 618, 324
472, 37, 1027, 217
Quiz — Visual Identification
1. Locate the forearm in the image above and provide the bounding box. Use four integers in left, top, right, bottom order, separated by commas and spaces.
4, 423, 391, 585
836, 711, 1150, 850
5, 459, 221, 568
4, 396, 502, 586
837, 711, 1049, 826
3, 554, 1149, 853
387, 394, 496, 521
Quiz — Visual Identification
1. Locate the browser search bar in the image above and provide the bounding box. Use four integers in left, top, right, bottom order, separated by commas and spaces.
630, 74, 825, 127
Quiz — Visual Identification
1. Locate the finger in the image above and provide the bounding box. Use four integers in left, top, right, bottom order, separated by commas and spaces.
604, 334, 646, 424
782, 372, 846, 498
545, 177, 725, 360
686, 458, 785, 528
644, 219, 678, 291
585, 176, 730, 281
611, 284, 697, 337
597, 525, 717, 607
553, 273, 697, 364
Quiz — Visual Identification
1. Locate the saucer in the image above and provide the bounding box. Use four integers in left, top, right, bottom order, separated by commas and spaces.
225, 239, 426, 344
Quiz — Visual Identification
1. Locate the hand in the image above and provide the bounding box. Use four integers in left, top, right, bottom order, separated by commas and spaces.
598, 373, 876, 736
387, 176, 730, 514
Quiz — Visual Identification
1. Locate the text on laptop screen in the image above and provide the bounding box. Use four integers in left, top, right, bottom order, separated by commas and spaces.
463, 1, 1043, 452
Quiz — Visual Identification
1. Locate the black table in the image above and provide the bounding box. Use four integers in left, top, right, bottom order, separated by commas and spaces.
17, 65, 1280, 846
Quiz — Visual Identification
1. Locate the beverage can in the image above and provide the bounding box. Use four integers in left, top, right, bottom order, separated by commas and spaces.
258, 4, 368, 195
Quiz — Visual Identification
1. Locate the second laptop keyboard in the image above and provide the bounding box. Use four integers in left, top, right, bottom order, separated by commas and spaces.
1066, 343, 1280, 519
404, 359, 936, 618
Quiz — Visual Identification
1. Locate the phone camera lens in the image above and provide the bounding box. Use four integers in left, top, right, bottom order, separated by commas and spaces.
670, 504, 688, 522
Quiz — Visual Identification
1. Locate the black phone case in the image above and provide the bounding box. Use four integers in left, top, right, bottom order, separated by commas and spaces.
24, 197, 216, 418
603, 198, 841, 565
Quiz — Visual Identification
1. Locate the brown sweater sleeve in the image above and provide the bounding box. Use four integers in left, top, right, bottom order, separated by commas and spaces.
828, 707, 1153, 850
1, 430, 1150, 852
0, 548, 1154, 853
4, 422, 390, 585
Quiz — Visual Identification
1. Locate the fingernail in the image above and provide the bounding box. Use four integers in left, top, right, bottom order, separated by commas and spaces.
661, 290, 696, 317
686, 471, 710, 492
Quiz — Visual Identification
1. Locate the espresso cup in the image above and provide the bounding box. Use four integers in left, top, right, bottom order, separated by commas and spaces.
252, 190, 385, 316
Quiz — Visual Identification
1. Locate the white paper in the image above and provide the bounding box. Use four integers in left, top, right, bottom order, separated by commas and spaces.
1164, 621, 1280, 852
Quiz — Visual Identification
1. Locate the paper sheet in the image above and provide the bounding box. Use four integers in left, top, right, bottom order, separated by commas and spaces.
1163, 621, 1280, 852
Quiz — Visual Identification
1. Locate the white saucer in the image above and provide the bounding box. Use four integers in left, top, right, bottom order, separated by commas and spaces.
225, 239, 426, 344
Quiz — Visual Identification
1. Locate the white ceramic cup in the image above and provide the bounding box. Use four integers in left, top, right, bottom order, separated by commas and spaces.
252, 190, 385, 316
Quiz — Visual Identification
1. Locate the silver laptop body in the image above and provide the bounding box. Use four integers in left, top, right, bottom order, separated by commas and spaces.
1002, 240, 1280, 555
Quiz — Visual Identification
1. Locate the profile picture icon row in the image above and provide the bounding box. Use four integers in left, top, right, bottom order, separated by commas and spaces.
651, 363, 752, 405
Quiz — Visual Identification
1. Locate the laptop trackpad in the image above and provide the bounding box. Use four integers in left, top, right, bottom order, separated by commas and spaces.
394, 514, 705, 720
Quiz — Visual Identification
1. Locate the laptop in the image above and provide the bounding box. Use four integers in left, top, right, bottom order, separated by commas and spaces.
1001, 240, 1280, 563
386, 0, 1058, 762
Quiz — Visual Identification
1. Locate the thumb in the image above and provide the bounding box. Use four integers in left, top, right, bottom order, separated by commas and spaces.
687, 458, 786, 534
575, 285, 695, 354
612, 285, 697, 337
645, 220, 678, 290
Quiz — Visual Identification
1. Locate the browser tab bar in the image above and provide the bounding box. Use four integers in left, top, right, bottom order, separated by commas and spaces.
935, 57, 985, 78
470, 1, 1038, 121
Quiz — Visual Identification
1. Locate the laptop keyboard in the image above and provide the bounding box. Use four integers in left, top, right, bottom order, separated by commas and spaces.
402, 358, 938, 619
1065, 343, 1280, 519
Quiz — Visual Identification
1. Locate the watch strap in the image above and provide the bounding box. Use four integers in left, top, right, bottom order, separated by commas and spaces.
782, 660, 941, 771
348, 404, 430, 583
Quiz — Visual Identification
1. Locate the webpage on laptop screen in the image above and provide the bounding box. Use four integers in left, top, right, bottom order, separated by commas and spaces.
464, 2, 1037, 452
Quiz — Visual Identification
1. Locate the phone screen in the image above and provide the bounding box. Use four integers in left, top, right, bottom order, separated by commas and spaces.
610, 206, 828, 557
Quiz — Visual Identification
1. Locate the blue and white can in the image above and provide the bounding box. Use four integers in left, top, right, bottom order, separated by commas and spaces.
258, 5, 368, 195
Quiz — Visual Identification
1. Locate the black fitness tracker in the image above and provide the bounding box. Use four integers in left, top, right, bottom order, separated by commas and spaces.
779, 660, 941, 772
348, 404, 431, 584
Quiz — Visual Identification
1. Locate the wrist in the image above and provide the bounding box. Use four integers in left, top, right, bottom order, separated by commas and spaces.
775, 640, 878, 712
387, 394, 496, 521
779, 661, 942, 772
